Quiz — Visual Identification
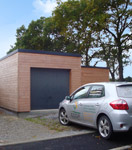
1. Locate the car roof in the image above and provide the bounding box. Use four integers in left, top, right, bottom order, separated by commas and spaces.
83, 82, 132, 87
71, 82, 132, 96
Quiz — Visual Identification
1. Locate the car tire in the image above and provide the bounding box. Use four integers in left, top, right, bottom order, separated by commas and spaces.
98, 115, 113, 140
59, 108, 70, 126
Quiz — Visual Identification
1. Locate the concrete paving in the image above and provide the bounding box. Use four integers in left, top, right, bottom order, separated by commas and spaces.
0, 108, 94, 146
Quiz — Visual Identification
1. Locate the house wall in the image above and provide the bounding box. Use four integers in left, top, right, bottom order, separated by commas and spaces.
18, 52, 82, 112
0, 53, 18, 111
81, 67, 109, 85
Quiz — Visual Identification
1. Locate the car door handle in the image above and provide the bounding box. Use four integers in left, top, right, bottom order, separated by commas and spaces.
96, 103, 100, 106
79, 103, 83, 106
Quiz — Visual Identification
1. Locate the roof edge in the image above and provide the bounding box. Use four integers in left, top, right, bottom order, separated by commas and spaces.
0, 49, 81, 61
0, 50, 19, 61
81, 66, 109, 69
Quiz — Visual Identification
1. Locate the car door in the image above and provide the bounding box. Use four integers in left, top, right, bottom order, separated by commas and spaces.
66, 86, 90, 124
81, 85, 105, 127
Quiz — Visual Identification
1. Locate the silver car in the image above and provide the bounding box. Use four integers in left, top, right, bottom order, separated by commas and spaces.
58, 82, 132, 139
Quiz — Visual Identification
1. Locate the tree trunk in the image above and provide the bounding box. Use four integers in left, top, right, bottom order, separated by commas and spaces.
85, 49, 89, 66
110, 71, 115, 81
108, 64, 115, 81
115, 37, 124, 81
117, 46, 124, 81
118, 57, 124, 81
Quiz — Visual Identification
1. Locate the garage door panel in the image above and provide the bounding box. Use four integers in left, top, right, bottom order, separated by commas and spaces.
31, 68, 69, 109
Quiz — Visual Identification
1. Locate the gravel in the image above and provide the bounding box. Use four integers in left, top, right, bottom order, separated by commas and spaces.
0, 109, 94, 146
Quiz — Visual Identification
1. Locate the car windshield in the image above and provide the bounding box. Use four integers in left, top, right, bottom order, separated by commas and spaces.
117, 85, 132, 98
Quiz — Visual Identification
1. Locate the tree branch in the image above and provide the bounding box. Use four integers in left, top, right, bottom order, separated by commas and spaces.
105, 28, 117, 39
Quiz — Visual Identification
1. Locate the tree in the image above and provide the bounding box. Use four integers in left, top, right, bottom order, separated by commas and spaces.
98, 37, 118, 81
97, 0, 132, 81
8, 25, 26, 53
54, 0, 132, 80
8, 0, 132, 81
8, 17, 46, 53
98, 32, 131, 81
53, 0, 104, 66
8, 17, 75, 53
125, 76, 132, 81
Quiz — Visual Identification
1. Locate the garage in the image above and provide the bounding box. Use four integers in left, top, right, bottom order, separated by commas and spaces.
0, 49, 109, 112
31, 68, 70, 109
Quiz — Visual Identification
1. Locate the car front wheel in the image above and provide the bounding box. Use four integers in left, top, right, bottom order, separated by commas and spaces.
59, 108, 70, 126
98, 115, 113, 139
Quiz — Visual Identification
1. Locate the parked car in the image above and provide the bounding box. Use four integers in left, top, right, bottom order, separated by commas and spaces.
58, 82, 132, 139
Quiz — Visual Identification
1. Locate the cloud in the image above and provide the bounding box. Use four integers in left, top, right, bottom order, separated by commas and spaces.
33, 0, 58, 15
33, 0, 67, 16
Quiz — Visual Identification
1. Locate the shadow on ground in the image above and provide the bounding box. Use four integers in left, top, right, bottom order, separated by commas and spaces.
92, 130, 132, 146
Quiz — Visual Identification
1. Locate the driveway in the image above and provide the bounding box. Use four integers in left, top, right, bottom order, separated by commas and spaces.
0, 109, 132, 150
0, 109, 94, 146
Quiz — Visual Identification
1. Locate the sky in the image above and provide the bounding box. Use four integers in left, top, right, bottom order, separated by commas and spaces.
0, 0, 131, 78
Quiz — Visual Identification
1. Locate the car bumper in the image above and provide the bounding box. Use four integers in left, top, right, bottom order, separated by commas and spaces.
110, 110, 132, 132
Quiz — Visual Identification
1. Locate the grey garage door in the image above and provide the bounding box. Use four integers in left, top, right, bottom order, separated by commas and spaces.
31, 68, 70, 110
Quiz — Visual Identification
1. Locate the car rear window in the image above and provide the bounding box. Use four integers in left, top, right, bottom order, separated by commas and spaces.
117, 85, 132, 98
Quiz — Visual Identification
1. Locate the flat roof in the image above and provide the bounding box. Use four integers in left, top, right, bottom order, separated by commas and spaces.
0, 49, 81, 61
81, 66, 109, 70
0, 49, 109, 70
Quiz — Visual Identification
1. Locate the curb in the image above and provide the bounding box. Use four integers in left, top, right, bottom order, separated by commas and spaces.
0, 130, 94, 147
109, 144, 132, 150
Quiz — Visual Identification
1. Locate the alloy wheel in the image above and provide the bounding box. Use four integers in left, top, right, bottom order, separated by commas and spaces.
59, 109, 69, 125
98, 116, 113, 139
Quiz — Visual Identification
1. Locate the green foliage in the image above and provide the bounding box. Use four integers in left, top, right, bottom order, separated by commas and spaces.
53, 0, 132, 72
124, 76, 132, 82
84, 0, 132, 80
53, 0, 103, 66
8, 0, 132, 81
98, 0, 132, 81
8, 17, 75, 54
8, 17, 46, 53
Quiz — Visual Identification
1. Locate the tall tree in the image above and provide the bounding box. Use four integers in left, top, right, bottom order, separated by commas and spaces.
97, 0, 132, 81
98, 33, 131, 81
54, 0, 132, 80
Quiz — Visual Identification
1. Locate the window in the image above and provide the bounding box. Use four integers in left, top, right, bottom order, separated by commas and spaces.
88, 85, 104, 98
72, 86, 90, 100
117, 85, 132, 98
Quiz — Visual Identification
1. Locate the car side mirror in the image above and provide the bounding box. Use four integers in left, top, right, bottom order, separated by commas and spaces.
65, 96, 71, 101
